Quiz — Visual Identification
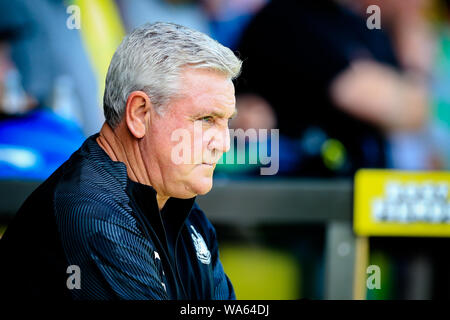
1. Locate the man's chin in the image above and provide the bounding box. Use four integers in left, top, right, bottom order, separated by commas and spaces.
192, 179, 213, 196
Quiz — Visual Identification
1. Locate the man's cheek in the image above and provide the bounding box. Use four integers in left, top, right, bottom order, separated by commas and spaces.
170, 126, 193, 165
192, 121, 204, 164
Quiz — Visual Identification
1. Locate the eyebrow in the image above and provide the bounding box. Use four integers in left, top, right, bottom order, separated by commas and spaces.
198, 108, 237, 119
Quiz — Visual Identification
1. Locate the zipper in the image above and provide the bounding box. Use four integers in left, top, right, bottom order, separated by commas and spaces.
128, 196, 178, 298
174, 224, 188, 299
172, 200, 197, 300
159, 209, 189, 299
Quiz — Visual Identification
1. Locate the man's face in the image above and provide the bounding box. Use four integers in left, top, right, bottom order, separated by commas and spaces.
142, 68, 236, 199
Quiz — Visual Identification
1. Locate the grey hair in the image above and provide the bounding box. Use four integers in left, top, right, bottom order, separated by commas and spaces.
103, 22, 242, 128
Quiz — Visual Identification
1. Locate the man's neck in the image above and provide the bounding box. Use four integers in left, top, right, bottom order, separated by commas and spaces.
96, 122, 169, 209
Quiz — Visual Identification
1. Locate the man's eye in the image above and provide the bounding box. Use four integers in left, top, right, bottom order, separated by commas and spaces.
201, 116, 214, 123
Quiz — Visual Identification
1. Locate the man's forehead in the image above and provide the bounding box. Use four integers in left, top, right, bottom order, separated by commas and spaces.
188, 87, 236, 117
174, 68, 236, 116
193, 104, 237, 118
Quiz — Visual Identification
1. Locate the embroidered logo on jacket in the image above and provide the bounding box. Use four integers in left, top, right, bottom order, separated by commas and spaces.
190, 225, 211, 264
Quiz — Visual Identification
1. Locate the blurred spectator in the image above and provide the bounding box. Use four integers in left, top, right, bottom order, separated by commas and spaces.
346, 0, 442, 171
234, 0, 429, 177
116, 0, 267, 50
347, 0, 450, 171
202, 0, 267, 49
0, 43, 35, 116
117, 0, 211, 35
0, 38, 85, 180
0, 0, 103, 136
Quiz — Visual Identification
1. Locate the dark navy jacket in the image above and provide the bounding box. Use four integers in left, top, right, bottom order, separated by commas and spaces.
0, 134, 235, 300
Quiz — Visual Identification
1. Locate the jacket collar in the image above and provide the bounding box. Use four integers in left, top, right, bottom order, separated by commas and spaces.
83, 133, 129, 189
82, 133, 196, 232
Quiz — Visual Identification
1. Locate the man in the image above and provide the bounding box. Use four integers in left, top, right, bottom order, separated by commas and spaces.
0, 22, 242, 300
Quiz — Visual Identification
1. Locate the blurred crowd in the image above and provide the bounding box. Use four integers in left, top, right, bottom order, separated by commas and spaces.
0, 0, 449, 180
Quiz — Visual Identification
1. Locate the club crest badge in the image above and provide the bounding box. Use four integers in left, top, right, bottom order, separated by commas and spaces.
190, 225, 211, 264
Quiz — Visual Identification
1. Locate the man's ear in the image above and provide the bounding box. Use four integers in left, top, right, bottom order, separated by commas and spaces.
125, 91, 151, 139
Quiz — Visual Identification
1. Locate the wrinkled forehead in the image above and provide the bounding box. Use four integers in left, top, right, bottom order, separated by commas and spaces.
177, 69, 236, 117
192, 87, 236, 115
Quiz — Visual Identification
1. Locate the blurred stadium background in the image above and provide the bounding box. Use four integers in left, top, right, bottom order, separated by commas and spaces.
0, 0, 450, 299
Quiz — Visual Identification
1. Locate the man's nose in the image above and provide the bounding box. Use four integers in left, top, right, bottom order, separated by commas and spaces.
207, 126, 230, 154
222, 127, 231, 153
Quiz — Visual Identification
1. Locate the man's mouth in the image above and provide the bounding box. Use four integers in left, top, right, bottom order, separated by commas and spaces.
201, 162, 215, 167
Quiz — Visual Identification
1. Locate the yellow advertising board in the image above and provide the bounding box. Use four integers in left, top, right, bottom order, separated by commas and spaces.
354, 170, 450, 237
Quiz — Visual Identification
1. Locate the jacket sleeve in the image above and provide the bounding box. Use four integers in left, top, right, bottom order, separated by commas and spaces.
55, 192, 168, 300
212, 249, 236, 300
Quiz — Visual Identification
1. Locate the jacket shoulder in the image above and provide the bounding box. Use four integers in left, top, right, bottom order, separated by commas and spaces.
53, 151, 137, 236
